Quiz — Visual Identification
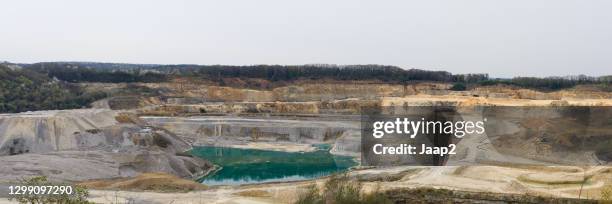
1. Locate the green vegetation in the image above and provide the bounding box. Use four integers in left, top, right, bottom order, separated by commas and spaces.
295, 173, 392, 204
28, 63, 167, 83
602, 185, 612, 201
189, 64, 457, 83
450, 83, 467, 91
26, 62, 610, 91
478, 75, 612, 91
0, 65, 107, 113
28, 62, 455, 83
9, 176, 92, 204
294, 175, 601, 204
385, 187, 597, 203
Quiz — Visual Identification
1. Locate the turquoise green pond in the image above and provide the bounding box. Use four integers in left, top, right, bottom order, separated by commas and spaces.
191, 144, 357, 186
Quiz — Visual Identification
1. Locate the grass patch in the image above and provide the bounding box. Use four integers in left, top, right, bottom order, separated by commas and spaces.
385, 187, 597, 203
79, 173, 207, 193
295, 173, 392, 204
234, 190, 271, 198
115, 113, 136, 123
517, 174, 591, 186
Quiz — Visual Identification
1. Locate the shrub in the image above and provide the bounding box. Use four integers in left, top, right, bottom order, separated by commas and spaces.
295, 184, 322, 204
9, 176, 92, 204
602, 185, 612, 201
294, 173, 392, 204
115, 113, 135, 123
450, 83, 467, 91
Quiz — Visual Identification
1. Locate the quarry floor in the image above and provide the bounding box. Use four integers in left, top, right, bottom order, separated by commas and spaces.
73, 165, 612, 204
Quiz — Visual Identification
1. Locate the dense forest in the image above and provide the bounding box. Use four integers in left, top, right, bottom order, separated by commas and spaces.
27, 63, 457, 83
24, 62, 611, 91
28, 63, 168, 83
0, 65, 107, 113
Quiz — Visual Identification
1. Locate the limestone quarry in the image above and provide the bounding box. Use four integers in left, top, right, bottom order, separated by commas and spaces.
0, 81, 611, 203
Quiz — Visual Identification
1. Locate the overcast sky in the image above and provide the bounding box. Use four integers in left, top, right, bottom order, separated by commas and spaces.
1, 0, 610, 77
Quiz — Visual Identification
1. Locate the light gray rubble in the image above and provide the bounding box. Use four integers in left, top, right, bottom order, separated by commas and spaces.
0, 109, 212, 184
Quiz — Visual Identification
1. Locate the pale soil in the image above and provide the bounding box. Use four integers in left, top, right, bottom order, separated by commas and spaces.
381, 95, 612, 107
2, 166, 604, 204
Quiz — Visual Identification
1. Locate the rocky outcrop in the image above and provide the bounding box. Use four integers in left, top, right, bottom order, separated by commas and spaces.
0, 109, 212, 183
136, 82, 444, 103
140, 99, 381, 116
81, 82, 612, 111
0, 109, 118, 155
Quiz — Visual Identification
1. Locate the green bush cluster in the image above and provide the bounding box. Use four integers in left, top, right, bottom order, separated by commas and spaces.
450, 83, 467, 91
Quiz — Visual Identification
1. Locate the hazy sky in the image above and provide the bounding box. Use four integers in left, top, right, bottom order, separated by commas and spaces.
1, 0, 610, 77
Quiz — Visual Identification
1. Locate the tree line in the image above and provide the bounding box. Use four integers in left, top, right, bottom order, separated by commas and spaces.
22, 62, 612, 91
27, 63, 168, 83
26, 63, 463, 83
476, 75, 611, 90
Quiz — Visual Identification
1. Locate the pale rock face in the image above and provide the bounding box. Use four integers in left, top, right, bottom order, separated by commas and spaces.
0, 109, 213, 182
0, 109, 118, 155
131, 82, 612, 106
143, 116, 359, 143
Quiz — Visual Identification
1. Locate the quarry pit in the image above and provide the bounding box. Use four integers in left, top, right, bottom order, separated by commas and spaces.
1, 82, 611, 203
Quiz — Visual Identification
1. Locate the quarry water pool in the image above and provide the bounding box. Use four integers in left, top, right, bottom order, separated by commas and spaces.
191, 144, 357, 185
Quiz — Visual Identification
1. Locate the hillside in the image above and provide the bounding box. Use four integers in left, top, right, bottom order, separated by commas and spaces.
0, 65, 106, 113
